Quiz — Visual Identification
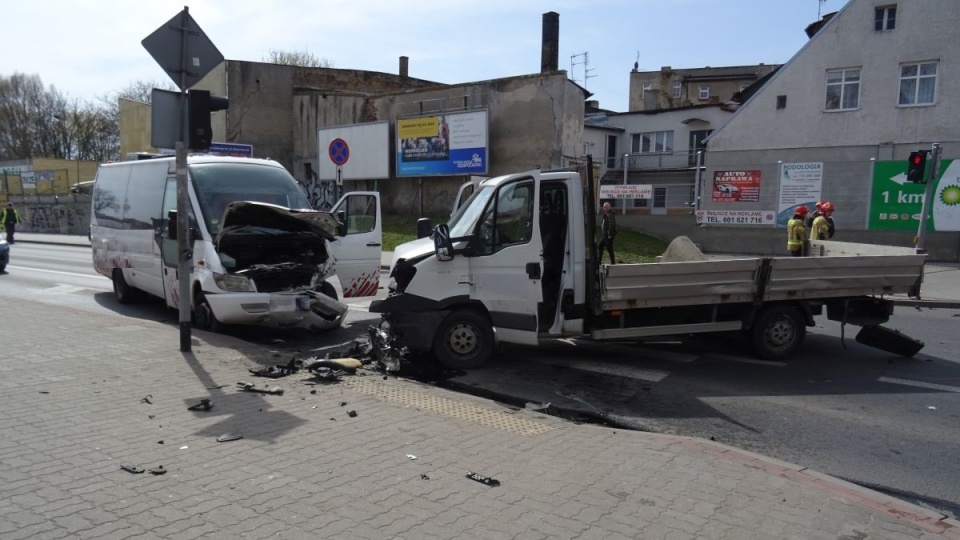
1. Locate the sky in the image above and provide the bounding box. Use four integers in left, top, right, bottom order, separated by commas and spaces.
2, 0, 849, 113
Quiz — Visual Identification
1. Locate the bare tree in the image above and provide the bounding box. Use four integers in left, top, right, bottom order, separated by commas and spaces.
264, 48, 334, 68
0, 73, 66, 160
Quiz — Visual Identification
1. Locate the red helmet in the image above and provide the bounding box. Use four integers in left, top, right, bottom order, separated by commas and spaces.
814, 201, 824, 210
821, 202, 835, 212
795, 205, 809, 216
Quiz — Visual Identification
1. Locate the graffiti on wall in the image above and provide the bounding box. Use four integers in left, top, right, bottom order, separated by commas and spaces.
302, 164, 338, 211
19, 199, 92, 235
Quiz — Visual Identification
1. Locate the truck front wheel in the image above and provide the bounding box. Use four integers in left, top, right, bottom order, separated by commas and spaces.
433, 309, 494, 369
751, 304, 805, 360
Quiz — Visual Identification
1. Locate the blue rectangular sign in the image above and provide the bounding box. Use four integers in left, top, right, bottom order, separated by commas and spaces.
208, 142, 253, 157
396, 110, 488, 177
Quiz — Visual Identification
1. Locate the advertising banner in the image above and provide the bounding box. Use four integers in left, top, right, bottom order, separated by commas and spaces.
20, 171, 36, 189
696, 209, 776, 226
870, 159, 960, 231
712, 170, 761, 202
317, 122, 389, 181
397, 110, 488, 177
777, 162, 823, 226
599, 184, 652, 199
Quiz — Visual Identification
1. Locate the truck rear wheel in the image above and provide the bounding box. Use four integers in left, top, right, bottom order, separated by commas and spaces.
751, 304, 805, 360
433, 309, 494, 369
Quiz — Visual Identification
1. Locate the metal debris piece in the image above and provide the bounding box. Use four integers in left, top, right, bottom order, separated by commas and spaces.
406, 454, 417, 460
217, 433, 244, 442
121, 463, 144, 474
466, 471, 500, 487
347, 410, 358, 418
420, 474, 430, 480
340, 401, 348, 407
236, 382, 284, 395
187, 399, 213, 411
140, 395, 153, 404
158, 440, 164, 445
149, 465, 167, 475
249, 358, 299, 379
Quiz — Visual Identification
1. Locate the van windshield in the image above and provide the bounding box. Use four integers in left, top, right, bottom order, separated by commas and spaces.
190, 162, 312, 234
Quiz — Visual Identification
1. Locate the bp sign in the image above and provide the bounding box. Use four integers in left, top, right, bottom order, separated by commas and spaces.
870, 160, 960, 231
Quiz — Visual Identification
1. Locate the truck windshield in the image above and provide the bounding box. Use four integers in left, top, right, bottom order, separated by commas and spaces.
448, 185, 494, 238
190, 162, 313, 234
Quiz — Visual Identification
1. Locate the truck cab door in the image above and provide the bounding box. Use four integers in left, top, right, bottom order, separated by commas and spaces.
328, 191, 382, 297
468, 171, 542, 346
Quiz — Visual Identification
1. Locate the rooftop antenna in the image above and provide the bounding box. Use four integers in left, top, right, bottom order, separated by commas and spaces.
570, 52, 597, 89
818, 0, 827, 18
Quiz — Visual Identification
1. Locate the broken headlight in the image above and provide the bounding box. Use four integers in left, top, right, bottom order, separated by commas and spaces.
214, 272, 256, 292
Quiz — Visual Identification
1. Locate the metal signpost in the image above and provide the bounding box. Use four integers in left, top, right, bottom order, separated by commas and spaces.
915, 142, 942, 254
142, 6, 224, 352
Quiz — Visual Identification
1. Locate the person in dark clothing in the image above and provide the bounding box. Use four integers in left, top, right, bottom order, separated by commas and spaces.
1, 202, 21, 244
597, 202, 617, 264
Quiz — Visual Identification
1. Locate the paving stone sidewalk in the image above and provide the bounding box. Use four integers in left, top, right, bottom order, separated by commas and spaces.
1, 299, 958, 539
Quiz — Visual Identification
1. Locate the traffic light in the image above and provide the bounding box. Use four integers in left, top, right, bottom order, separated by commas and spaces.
906, 151, 928, 183
187, 90, 229, 151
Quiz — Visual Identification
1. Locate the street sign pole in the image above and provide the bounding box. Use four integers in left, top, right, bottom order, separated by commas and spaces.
176, 7, 192, 352
915, 142, 942, 254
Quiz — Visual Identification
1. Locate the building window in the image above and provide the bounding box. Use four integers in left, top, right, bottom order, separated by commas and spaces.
875, 6, 896, 31
776, 95, 787, 109
698, 85, 710, 100
606, 135, 617, 169
631, 131, 674, 154
642, 81, 652, 96
672, 80, 682, 98
825, 68, 860, 110
899, 61, 937, 105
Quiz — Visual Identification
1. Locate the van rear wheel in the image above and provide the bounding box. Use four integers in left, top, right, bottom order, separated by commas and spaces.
113, 269, 140, 304
432, 309, 494, 370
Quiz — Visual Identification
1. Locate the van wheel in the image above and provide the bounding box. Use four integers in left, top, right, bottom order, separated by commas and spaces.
317, 282, 345, 328
113, 269, 139, 304
193, 292, 224, 333
433, 309, 494, 369
751, 304, 805, 360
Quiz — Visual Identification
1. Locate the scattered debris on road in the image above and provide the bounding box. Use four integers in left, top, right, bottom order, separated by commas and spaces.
466, 471, 500, 487
187, 399, 213, 411
121, 463, 144, 474
237, 382, 284, 395
406, 454, 417, 460
149, 465, 167, 475
140, 395, 153, 404
347, 410, 358, 418
217, 433, 244, 442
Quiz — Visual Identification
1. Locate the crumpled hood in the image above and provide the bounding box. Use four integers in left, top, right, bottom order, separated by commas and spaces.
217, 201, 339, 242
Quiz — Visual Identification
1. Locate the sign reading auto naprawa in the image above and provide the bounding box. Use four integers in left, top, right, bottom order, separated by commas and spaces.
712, 170, 761, 202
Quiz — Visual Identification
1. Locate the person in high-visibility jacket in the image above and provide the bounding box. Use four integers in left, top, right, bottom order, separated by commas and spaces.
787, 205, 809, 257
810, 201, 835, 240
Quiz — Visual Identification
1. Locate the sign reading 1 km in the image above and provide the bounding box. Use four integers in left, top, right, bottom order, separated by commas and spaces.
870, 159, 960, 231
328, 138, 350, 166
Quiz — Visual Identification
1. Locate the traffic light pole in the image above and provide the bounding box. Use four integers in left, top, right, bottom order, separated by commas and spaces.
915, 142, 941, 254
176, 8, 192, 352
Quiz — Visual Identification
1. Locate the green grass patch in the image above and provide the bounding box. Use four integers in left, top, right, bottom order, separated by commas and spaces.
381, 214, 667, 263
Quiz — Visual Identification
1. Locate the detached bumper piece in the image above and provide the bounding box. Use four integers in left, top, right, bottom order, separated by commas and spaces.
855, 325, 924, 357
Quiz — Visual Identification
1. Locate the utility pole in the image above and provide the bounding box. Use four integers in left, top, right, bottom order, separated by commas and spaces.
915, 142, 942, 254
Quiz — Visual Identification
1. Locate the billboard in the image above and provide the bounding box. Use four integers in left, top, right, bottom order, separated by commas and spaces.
599, 184, 652, 199
711, 170, 761, 202
870, 159, 960, 231
696, 209, 776, 226
397, 110, 488, 177
777, 162, 823, 226
317, 121, 389, 181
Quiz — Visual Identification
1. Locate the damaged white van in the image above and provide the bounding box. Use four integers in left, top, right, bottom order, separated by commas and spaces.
90, 156, 381, 332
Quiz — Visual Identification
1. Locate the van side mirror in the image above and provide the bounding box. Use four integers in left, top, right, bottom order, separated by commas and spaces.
336, 210, 347, 237
416, 217, 433, 239
167, 210, 178, 240
433, 223, 454, 262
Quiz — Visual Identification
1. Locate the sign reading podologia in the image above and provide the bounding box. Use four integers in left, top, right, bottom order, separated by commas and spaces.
777, 162, 823, 226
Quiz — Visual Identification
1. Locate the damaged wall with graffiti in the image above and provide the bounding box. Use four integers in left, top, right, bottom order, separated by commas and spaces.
6, 195, 91, 235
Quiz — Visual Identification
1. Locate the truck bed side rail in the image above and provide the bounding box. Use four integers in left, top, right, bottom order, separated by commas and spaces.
601, 258, 762, 309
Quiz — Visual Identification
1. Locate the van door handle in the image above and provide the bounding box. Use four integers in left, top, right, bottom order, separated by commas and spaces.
366, 242, 381, 247
526, 262, 541, 280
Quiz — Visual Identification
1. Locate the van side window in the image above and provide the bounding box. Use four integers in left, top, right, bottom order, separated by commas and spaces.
475, 179, 534, 255
92, 167, 127, 228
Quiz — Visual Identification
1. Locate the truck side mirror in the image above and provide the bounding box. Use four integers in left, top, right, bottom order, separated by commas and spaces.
336, 210, 347, 237
416, 217, 433, 239
433, 223, 454, 261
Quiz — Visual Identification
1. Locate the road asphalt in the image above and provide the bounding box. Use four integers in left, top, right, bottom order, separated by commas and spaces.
1, 234, 958, 538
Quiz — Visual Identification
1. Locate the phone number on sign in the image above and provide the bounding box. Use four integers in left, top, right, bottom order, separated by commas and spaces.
702, 215, 766, 224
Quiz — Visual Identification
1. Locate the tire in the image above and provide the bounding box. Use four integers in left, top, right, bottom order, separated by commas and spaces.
192, 292, 224, 333
316, 281, 345, 328
751, 304, 805, 360
113, 269, 140, 305
432, 309, 495, 369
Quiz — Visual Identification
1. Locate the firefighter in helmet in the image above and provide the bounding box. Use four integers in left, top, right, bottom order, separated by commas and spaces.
787, 205, 809, 257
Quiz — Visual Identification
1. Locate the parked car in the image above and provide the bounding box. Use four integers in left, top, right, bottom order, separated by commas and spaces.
0, 238, 8, 273
716, 183, 740, 193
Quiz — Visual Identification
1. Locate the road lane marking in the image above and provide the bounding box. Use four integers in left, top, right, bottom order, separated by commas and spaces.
42, 285, 90, 294
703, 354, 787, 367
8, 265, 108, 280
527, 356, 670, 382
878, 377, 960, 393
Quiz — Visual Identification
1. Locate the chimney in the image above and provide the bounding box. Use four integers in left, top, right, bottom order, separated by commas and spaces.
399, 56, 409, 80
541, 12, 559, 73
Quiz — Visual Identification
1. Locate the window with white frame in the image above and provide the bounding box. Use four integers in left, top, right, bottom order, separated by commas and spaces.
825, 68, 860, 110
631, 131, 674, 154
642, 81, 652, 96
671, 80, 682, 98
875, 5, 896, 31
698, 85, 710, 100
899, 61, 937, 105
